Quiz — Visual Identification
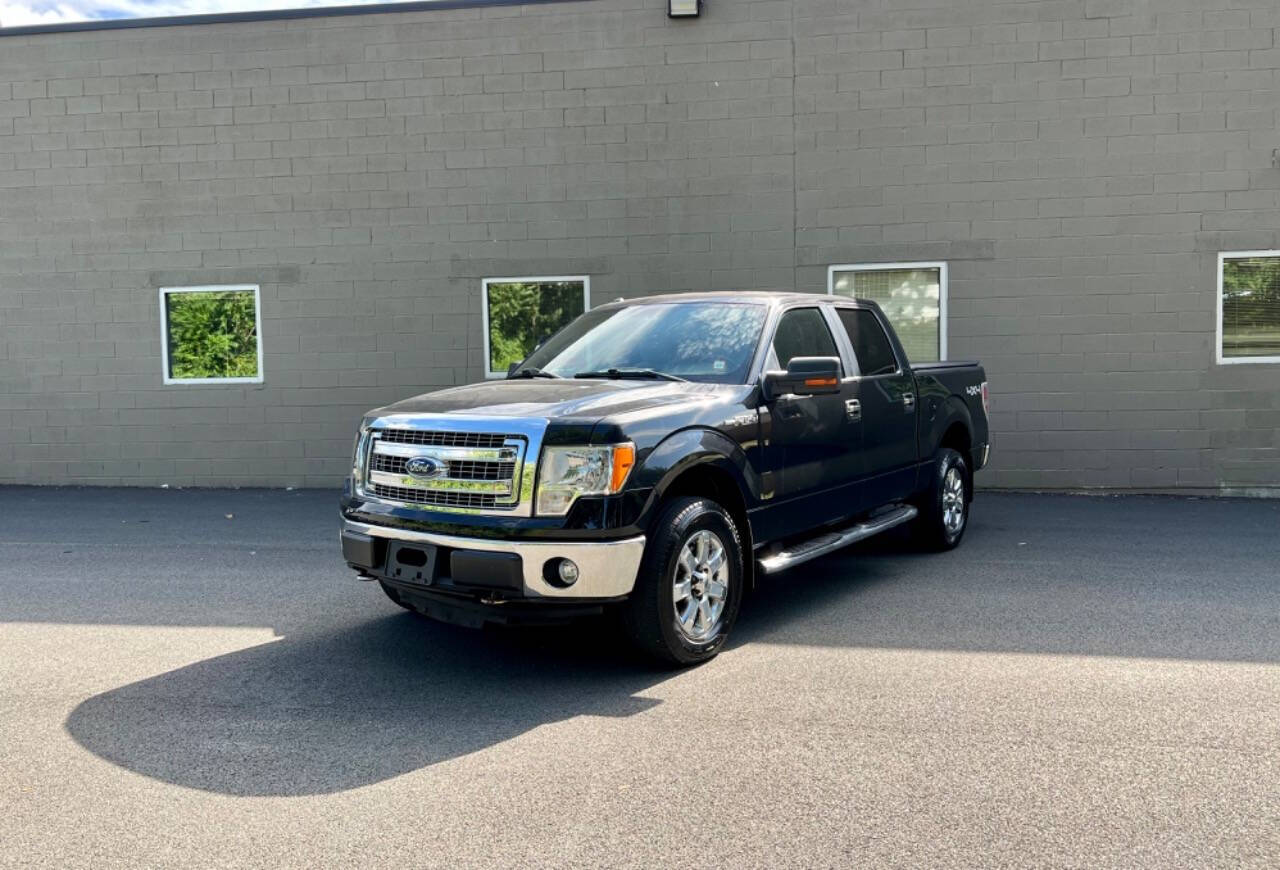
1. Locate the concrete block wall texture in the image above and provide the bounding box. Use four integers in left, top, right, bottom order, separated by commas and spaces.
0, 0, 1277, 492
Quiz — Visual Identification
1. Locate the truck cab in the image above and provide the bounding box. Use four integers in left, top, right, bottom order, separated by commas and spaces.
341, 291, 990, 664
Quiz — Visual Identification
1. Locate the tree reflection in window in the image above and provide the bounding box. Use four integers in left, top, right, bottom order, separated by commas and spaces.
517, 301, 768, 384
1221, 255, 1280, 361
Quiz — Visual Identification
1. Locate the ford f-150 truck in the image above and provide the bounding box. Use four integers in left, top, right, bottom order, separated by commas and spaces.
341, 292, 989, 665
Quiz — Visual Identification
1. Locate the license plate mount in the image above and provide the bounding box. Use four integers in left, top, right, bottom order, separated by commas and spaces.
385, 541, 438, 586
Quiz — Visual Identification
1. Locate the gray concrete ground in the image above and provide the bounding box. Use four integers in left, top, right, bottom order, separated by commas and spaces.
1, 487, 1278, 868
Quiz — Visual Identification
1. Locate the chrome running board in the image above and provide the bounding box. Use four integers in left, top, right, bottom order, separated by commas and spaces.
756, 505, 918, 575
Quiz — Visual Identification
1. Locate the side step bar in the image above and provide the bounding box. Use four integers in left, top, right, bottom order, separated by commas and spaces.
756, 505, 918, 575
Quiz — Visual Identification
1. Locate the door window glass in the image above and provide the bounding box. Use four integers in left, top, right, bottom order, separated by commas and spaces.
771, 308, 840, 371
836, 308, 899, 376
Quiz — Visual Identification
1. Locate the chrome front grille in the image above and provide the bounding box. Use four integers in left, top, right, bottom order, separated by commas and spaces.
369, 484, 498, 510
445, 459, 516, 480
370, 453, 516, 481
369, 453, 405, 475
360, 425, 529, 513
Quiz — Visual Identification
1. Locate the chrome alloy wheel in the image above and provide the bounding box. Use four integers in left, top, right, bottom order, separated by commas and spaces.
942, 466, 966, 535
672, 529, 729, 643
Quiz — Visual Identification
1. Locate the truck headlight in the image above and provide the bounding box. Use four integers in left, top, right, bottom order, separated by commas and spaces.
351, 421, 371, 490
535, 443, 636, 516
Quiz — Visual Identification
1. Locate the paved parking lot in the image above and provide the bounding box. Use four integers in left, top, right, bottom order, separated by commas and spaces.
2, 487, 1279, 868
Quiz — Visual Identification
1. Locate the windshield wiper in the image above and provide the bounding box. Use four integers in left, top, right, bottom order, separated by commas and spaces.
508, 367, 561, 379
572, 368, 688, 382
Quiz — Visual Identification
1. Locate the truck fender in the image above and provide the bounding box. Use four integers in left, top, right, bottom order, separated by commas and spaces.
925, 395, 974, 460
633, 427, 758, 505
631, 427, 760, 587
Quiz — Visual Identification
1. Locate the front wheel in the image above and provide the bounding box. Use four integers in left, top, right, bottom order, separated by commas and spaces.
913, 447, 971, 551
623, 496, 745, 666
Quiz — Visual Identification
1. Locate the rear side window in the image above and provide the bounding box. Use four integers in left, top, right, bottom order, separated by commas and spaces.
771, 307, 840, 370
836, 308, 899, 376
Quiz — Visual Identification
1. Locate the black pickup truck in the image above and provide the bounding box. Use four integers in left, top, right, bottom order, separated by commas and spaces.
341, 292, 989, 664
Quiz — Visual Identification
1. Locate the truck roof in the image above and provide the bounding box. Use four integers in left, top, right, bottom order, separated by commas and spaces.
597, 290, 864, 309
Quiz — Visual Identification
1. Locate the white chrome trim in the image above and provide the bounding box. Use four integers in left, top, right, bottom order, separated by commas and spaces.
342, 519, 645, 599
1216, 250, 1280, 365
159, 284, 265, 385
368, 469, 514, 495
757, 505, 918, 575
357, 414, 548, 517
480, 275, 591, 379
827, 261, 948, 362
372, 441, 517, 461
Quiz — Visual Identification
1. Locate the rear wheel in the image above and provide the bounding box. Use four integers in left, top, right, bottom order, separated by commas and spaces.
623, 496, 744, 666
913, 447, 971, 551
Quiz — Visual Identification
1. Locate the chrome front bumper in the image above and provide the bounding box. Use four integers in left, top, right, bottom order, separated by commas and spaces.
341, 519, 646, 599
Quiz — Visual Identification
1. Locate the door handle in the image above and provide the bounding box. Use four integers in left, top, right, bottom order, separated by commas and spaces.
845, 399, 861, 421
903, 392, 915, 411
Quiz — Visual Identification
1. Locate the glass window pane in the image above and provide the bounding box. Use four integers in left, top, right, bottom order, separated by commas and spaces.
771, 307, 840, 371
1221, 256, 1280, 360
485, 279, 587, 374
164, 288, 260, 381
836, 308, 898, 376
833, 267, 941, 362
518, 302, 767, 384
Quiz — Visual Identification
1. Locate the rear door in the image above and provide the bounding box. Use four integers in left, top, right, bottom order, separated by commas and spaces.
833, 306, 919, 509
763, 305, 863, 536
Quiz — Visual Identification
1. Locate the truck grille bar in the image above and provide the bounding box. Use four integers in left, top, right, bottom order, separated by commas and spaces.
368, 484, 499, 510
378, 429, 508, 449
370, 453, 517, 482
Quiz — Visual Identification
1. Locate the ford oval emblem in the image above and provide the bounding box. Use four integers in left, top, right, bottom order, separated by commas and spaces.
404, 457, 444, 480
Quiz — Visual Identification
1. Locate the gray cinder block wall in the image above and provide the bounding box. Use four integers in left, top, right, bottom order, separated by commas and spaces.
0, 0, 1277, 493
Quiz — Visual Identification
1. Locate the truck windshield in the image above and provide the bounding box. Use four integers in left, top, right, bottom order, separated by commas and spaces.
514, 301, 768, 384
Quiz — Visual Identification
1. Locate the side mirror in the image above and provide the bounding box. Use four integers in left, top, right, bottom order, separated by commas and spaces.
761, 356, 841, 402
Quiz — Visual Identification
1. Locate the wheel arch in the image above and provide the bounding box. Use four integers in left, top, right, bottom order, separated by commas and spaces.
634, 428, 758, 589
934, 405, 974, 501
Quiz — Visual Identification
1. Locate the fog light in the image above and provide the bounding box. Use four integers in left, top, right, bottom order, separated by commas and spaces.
543, 557, 581, 588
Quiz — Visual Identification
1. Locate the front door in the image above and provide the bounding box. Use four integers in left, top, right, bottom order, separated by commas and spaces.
760, 306, 862, 539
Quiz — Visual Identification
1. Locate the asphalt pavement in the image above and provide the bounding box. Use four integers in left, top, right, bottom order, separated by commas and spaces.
2, 487, 1278, 868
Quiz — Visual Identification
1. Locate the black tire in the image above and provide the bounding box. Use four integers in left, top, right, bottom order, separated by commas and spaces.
378, 580, 416, 611
913, 447, 971, 551
623, 496, 745, 666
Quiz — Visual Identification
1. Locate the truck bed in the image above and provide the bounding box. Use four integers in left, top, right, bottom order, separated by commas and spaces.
910, 360, 989, 469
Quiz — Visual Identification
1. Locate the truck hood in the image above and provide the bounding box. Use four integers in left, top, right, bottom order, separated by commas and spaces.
367, 378, 745, 423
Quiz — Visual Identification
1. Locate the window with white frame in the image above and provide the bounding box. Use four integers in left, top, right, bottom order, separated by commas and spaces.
159, 285, 264, 385
1218, 252, 1280, 364
828, 263, 947, 363
482, 276, 590, 378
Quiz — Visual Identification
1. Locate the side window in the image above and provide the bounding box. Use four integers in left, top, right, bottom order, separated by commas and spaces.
836, 308, 899, 376
771, 307, 840, 371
